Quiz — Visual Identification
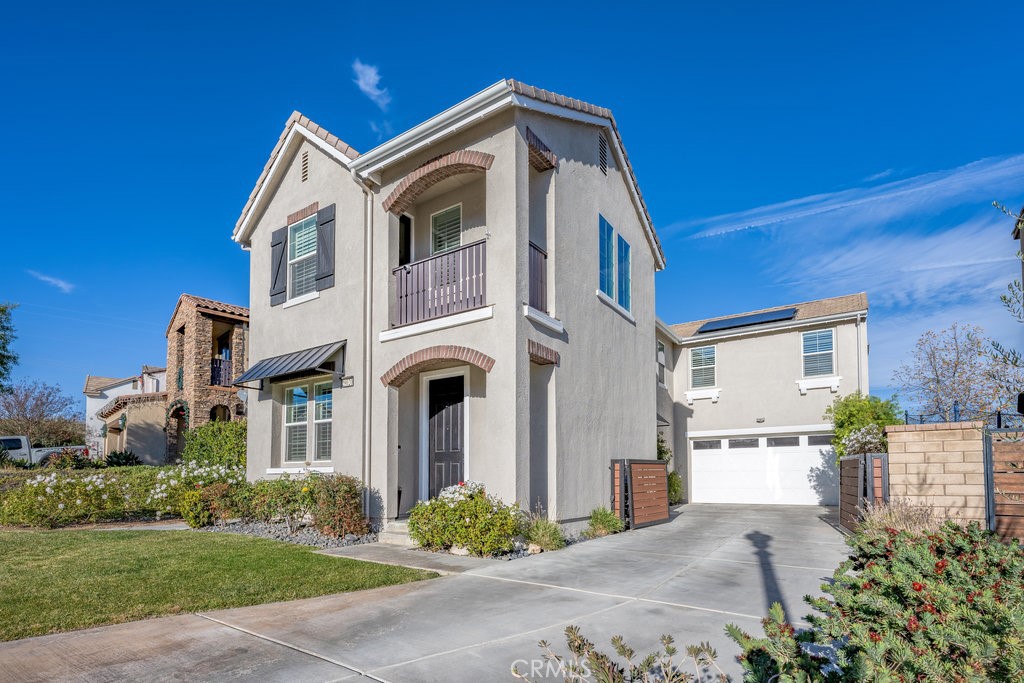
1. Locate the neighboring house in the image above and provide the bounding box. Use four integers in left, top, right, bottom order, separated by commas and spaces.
83, 366, 166, 457
96, 392, 168, 464
231, 80, 663, 525
657, 293, 870, 506
165, 294, 249, 459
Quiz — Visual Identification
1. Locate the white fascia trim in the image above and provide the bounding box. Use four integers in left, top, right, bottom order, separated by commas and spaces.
265, 466, 335, 475
512, 94, 665, 271
351, 81, 513, 178
596, 289, 636, 324
233, 125, 354, 244
281, 290, 320, 309
378, 305, 494, 343
676, 310, 868, 345
523, 304, 564, 334
796, 376, 842, 395
655, 317, 682, 345
688, 424, 833, 438
684, 388, 720, 405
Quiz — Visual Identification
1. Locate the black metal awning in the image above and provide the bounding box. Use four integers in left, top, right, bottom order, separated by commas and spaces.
656, 413, 671, 427
233, 341, 345, 386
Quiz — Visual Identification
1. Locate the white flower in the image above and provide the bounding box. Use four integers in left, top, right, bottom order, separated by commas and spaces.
58, 503, 65, 510
76, 499, 82, 505
102, 494, 108, 500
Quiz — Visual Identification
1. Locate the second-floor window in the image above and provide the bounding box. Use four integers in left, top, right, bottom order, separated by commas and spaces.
598, 215, 632, 312
691, 345, 716, 388
284, 380, 333, 462
657, 341, 667, 385
431, 205, 462, 254
288, 215, 318, 298
802, 329, 835, 377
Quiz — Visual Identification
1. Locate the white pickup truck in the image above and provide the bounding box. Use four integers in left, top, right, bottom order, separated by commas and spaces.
0, 436, 90, 466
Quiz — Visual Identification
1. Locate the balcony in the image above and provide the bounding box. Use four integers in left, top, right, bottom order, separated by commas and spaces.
392, 240, 487, 327
528, 242, 547, 314
211, 358, 233, 387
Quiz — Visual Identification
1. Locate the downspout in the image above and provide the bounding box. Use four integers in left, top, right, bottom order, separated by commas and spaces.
352, 169, 375, 519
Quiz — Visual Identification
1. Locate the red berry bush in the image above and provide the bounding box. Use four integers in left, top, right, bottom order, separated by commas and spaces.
728, 521, 1024, 681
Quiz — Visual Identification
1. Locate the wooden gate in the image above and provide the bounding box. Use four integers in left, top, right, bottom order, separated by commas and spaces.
610, 459, 670, 529
839, 453, 889, 532
986, 429, 1024, 540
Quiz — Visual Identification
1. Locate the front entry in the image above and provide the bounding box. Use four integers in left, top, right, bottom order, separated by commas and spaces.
428, 375, 465, 498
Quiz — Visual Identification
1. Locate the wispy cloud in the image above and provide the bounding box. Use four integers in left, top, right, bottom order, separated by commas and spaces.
26, 270, 74, 294
670, 154, 1024, 239
352, 59, 391, 111
369, 119, 393, 141
863, 168, 895, 182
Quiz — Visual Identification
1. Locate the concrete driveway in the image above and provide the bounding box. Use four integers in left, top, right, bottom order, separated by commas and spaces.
0, 505, 848, 682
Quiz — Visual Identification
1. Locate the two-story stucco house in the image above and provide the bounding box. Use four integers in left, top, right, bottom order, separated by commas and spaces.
83, 366, 165, 457
656, 293, 869, 506
231, 80, 664, 527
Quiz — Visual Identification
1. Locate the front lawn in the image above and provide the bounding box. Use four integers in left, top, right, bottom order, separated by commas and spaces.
0, 530, 436, 641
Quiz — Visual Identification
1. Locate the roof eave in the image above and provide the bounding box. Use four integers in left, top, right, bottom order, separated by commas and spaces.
676, 309, 868, 345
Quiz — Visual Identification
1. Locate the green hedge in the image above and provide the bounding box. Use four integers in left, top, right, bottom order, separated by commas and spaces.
181, 419, 246, 468
408, 481, 522, 556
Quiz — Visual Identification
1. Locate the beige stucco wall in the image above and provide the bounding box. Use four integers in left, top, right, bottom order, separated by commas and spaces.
885, 421, 986, 522
103, 401, 167, 465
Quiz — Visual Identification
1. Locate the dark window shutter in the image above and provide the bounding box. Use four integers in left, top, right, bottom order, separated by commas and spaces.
270, 227, 288, 306
315, 204, 336, 291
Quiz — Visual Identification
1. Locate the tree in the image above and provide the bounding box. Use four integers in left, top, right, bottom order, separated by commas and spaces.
0, 380, 83, 447
990, 201, 1023, 368
892, 323, 1024, 422
824, 392, 902, 458
0, 303, 17, 393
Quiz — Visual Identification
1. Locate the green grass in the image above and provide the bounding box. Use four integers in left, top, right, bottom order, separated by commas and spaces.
0, 530, 437, 641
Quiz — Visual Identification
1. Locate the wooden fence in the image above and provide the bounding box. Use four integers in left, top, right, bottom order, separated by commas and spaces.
839, 453, 889, 532
610, 459, 670, 529
988, 430, 1024, 541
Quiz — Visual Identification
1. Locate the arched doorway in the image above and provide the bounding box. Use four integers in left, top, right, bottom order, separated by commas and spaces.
210, 405, 230, 422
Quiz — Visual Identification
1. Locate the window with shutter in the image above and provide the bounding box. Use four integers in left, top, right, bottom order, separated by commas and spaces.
430, 205, 461, 254
691, 346, 716, 388
616, 235, 631, 311
802, 329, 834, 377
288, 216, 317, 298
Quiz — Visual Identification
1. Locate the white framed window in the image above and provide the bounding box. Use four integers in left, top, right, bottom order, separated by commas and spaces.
288, 215, 318, 299
598, 215, 632, 313
656, 341, 667, 385
802, 329, 834, 377
431, 204, 462, 254
283, 379, 333, 463
690, 346, 716, 388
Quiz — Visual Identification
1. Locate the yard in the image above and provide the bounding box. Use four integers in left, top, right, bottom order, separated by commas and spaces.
0, 530, 436, 641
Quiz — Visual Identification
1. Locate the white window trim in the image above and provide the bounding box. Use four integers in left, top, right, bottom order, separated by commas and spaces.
796, 376, 842, 395
685, 387, 720, 405
689, 345, 716, 390
287, 215, 318, 300
801, 329, 836, 379
279, 375, 334, 465
596, 288, 635, 324
429, 203, 463, 255
418, 366, 470, 502
597, 216, 633, 317
523, 304, 564, 334
265, 466, 335, 475
282, 290, 320, 309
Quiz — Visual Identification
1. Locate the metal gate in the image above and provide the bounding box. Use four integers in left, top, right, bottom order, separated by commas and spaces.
985, 429, 1024, 540
839, 452, 889, 532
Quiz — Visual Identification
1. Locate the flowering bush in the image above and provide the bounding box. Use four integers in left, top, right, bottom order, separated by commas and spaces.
145, 462, 245, 515
727, 521, 1024, 681
408, 481, 523, 556
840, 423, 886, 456
43, 448, 98, 470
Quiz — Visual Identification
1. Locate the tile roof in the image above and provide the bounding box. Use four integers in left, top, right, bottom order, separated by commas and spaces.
83, 375, 136, 396
141, 365, 166, 374
166, 293, 249, 336
233, 111, 359, 240
670, 292, 868, 340
97, 392, 167, 419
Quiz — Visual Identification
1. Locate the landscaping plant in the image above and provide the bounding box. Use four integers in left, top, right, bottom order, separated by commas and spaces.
657, 433, 684, 505
246, 476, 315, 533
180, 419, 247, 468
307, 472, 369, 537
524, 508, 566, 551
823, 391, 901, 458
727, 521, 1024, 681
179, 489, 213, 528
104, 450, 142, 467
408, 481, 523, 556
857, 498, 941, 536
585, 506, 625, 538
42, 448, 97, 470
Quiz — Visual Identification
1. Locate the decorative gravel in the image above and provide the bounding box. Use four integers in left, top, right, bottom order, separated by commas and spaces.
195, 520, 376, 549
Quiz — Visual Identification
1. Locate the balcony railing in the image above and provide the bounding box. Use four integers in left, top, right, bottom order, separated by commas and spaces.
528, 241, 548, 313
211, 358, 233, 387
392, 240, 487, 327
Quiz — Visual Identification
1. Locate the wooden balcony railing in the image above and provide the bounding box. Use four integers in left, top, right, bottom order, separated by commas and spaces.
528, 241, 548, 313
210, 358, 233, 387
392, 240, 487, 327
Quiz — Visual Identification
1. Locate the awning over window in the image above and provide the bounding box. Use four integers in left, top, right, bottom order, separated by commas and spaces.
233, 341, 345, 386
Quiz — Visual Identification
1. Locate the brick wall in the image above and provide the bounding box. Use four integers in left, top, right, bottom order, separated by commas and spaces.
885, 421, 986, 522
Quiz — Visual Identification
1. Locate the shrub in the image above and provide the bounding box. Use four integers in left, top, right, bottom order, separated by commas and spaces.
308, 473, 369, 537
180, 489, 213, 528
180, 419, 247, 468
824, 391, 901, 458
42, 448, 96, 470
105, 450, 142, 467
727, 521, 1024, 681
408, 481, 523, 556
858, 498, 942, 536
667, 471, 683, 505
145, 462, 246, 516
246, 476, 314, 532
524, 513, 566, 551
841, 423, 886, 456
585, 507, 625, 538
201, 481, 240, 525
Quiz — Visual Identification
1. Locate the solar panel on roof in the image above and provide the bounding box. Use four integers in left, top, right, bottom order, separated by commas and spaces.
696, 307, 797, 334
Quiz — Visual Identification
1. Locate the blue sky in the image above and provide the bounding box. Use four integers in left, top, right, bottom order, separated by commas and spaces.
1, 1, 1022, 408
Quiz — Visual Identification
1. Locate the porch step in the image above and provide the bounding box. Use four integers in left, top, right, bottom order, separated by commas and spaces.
377, 520, 418, 548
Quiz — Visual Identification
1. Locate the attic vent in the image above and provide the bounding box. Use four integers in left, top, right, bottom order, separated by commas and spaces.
301, 151, 309, 182
598, 134, 608, 175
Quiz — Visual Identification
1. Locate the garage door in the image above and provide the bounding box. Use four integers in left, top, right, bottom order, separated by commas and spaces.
690, 434, 838, 505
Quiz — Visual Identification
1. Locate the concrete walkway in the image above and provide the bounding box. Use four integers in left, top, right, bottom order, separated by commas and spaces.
0, 505, 848, 682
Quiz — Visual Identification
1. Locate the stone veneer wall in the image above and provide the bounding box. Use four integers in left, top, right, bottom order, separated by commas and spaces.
885, 421, 986, 523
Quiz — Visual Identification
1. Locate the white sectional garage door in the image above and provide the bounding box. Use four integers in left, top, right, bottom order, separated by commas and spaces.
690, 435, 838, 505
